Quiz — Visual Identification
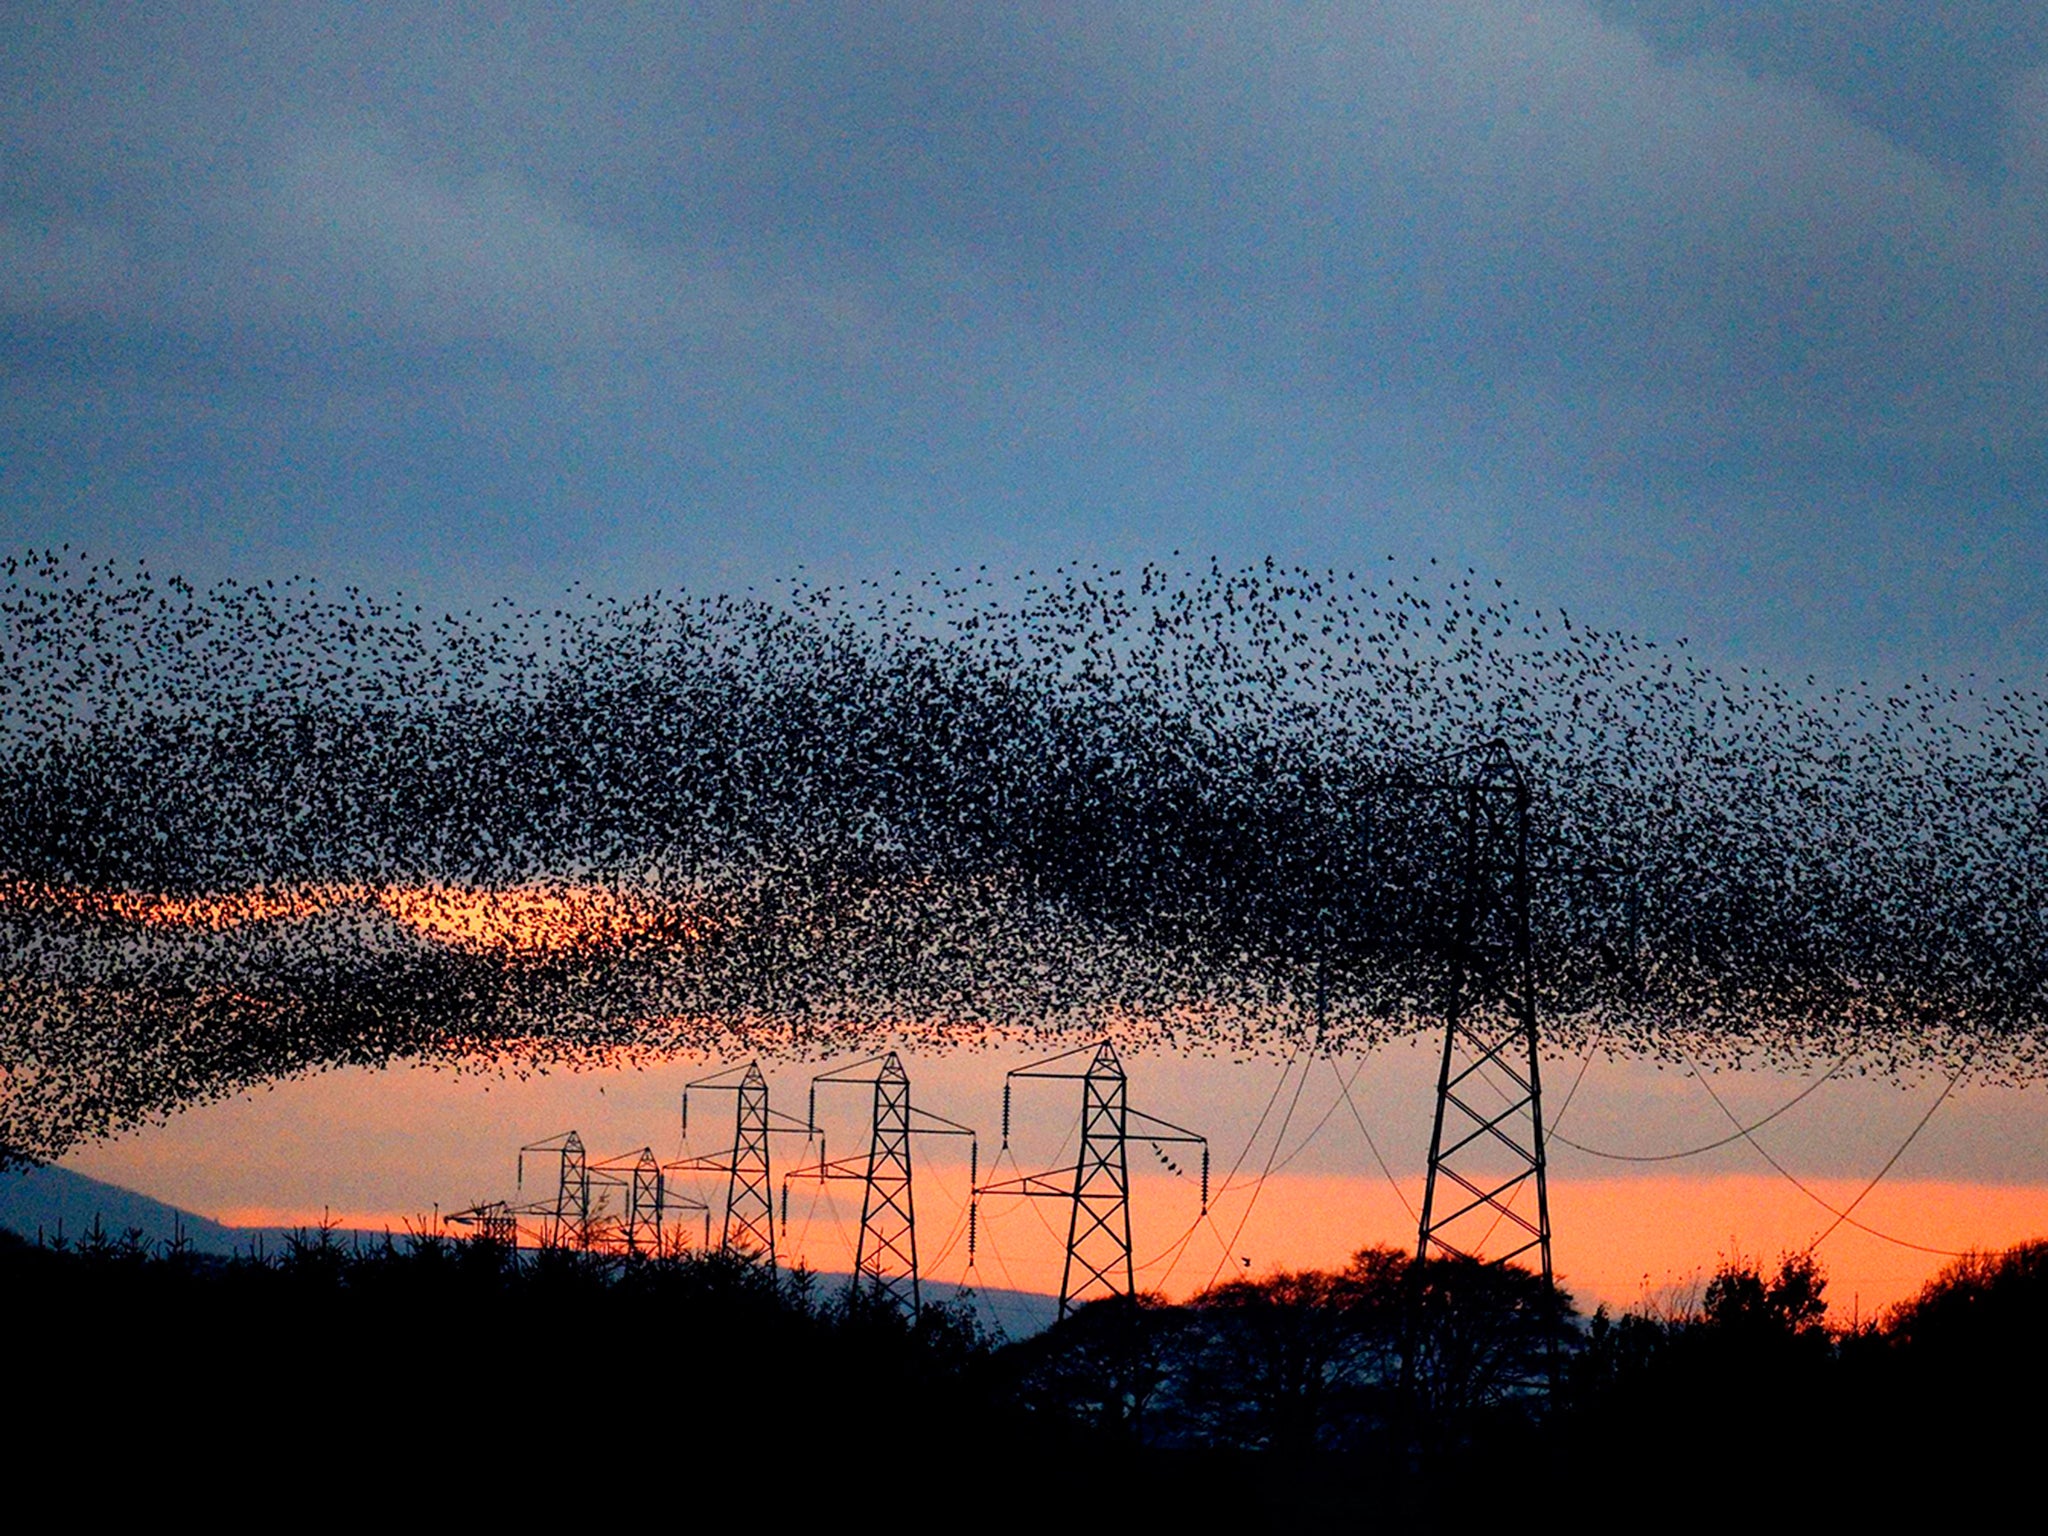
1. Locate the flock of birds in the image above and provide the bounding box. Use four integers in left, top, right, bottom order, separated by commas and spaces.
0, 549, 2041, 1163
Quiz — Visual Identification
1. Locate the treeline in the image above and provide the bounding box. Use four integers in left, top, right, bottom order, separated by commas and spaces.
6, 1224, 2041, 1516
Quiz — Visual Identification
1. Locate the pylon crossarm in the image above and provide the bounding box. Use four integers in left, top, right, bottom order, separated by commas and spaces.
515, 1130, 584, 1190
974, 1168, 1080, 1199
783, 1153, 869, 1183
908, 1107, 976, 1136
1005, 1041, 1115, 1079
1382, 735, 1515, 782
502, 1200, 587, 1227
662, 1126, 807, 1180
662, 1152, 735, 1175
684, 1064, 760, 1090
808, 1062, 878, 1133
589, 1148, 660, 1174
1436, 1094, 1537, 1165
1125, 1109, 1204, 1144
809, 1055, 891, 1084
518, 1131, 581, 1152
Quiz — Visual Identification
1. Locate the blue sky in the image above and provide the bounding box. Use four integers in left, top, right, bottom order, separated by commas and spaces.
4, 2, 2045, 681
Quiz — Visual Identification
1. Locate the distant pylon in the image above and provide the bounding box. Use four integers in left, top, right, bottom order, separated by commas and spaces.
786, 1051, 975, 1314
590, 1147, 668, 1254
517, 1130, 591, 1248
670, 1062, 808, 1266
1410, 740, 1553, 1285
626, 1148, 664, 1252
976, 1041, 1207, 1320
442, 1198, 517, 1250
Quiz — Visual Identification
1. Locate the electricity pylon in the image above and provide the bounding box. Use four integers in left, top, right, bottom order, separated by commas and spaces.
670, 1062, 808, 1266
442, 1199, 517, 1250
516, 1130, 591, 1249
783, 1051, 976, 1315
1406, 740, 1553, 1285
589, 1148, 672, 1255
975, 1041, 1207, 1320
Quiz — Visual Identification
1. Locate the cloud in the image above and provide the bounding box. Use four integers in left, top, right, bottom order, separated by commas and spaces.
242, 129, 713, 354
2, 3, 2045, 680
0, 215, 133, 317
2005, 63, 2048, 189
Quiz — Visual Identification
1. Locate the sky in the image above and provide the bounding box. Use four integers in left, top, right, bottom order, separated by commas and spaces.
60, 1038, 2048, 1319
4, 2, 2046, 681
7, 3, 2048, 1313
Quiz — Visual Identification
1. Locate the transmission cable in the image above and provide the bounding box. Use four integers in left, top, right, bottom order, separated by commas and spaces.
1209, 1045, 1303, 1201
1808, 1058, 1970, 1253
1234, 1046, 1404, 1217
1330, 1052, 1419, 1222
1685, 1049, 1973, 1258
1548, 1055, 1848, 1163
1203, 1037, 1316, 1290
1543, 1021, 1606, 1138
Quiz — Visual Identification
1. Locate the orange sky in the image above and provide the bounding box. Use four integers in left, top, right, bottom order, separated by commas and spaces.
59, 1041, 2048, 1323
2, 876, 704, 955
20, 873, 2048, 1321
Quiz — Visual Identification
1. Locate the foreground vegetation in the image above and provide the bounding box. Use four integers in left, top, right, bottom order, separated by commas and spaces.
6, 1222, 2040, 1516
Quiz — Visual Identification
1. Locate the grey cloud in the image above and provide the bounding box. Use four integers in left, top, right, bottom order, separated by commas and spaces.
244, 129, 720, 353
1587, 1, 2048, 179
2, 3, 2043, 681
2004, 64, 2048, 189
0, 215, 134, 316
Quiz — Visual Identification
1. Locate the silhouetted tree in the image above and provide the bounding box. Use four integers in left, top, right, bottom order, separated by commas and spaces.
1391, 1248, 1575, 1431
1007, 1292, 1185, 1441
1881, 1238, 2048, 1360
1700, 1249, 1829, 1345
1178, 1261, 1398, 1452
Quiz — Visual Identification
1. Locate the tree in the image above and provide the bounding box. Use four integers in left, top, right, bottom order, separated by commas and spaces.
1384, 1247, 1576, 1427
1179, 1264, 1393, 1453
1881, 1238, 2048, 1359
1700, 1249, 1829, 1346
1006, 1291, 1185, 1441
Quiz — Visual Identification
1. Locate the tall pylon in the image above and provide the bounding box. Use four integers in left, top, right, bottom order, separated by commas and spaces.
1410, 740, 1553, 1285
784, 1051, 976, 1315
589, 1147, 669, 1255
670, 1062, 808, 1266
516, 1130, 591, 1249
975, 1041, 1207, 1320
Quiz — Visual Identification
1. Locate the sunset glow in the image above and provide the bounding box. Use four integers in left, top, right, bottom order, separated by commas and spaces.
56, 1052, 2048, 1325
0, 878, 711, 958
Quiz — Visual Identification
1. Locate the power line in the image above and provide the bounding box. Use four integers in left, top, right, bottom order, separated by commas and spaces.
1808, 1061, 1970, 1254
1548, 1057, 1848, 1163
1329, 1053, 1418, 1222
1203, 1036, 1316, 1290
1685, 1050, 1974, 1259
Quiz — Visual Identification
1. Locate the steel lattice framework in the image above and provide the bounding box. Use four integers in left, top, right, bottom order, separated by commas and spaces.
515, 1130, 592, 1249
671, 1062, 808, 1266
589, 1147, 669, 1254
786, 1051, 976, 1314
977, 1040, 1207, 1320
442, 1198, 518, 1249
1411, 741, 1553, 1285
